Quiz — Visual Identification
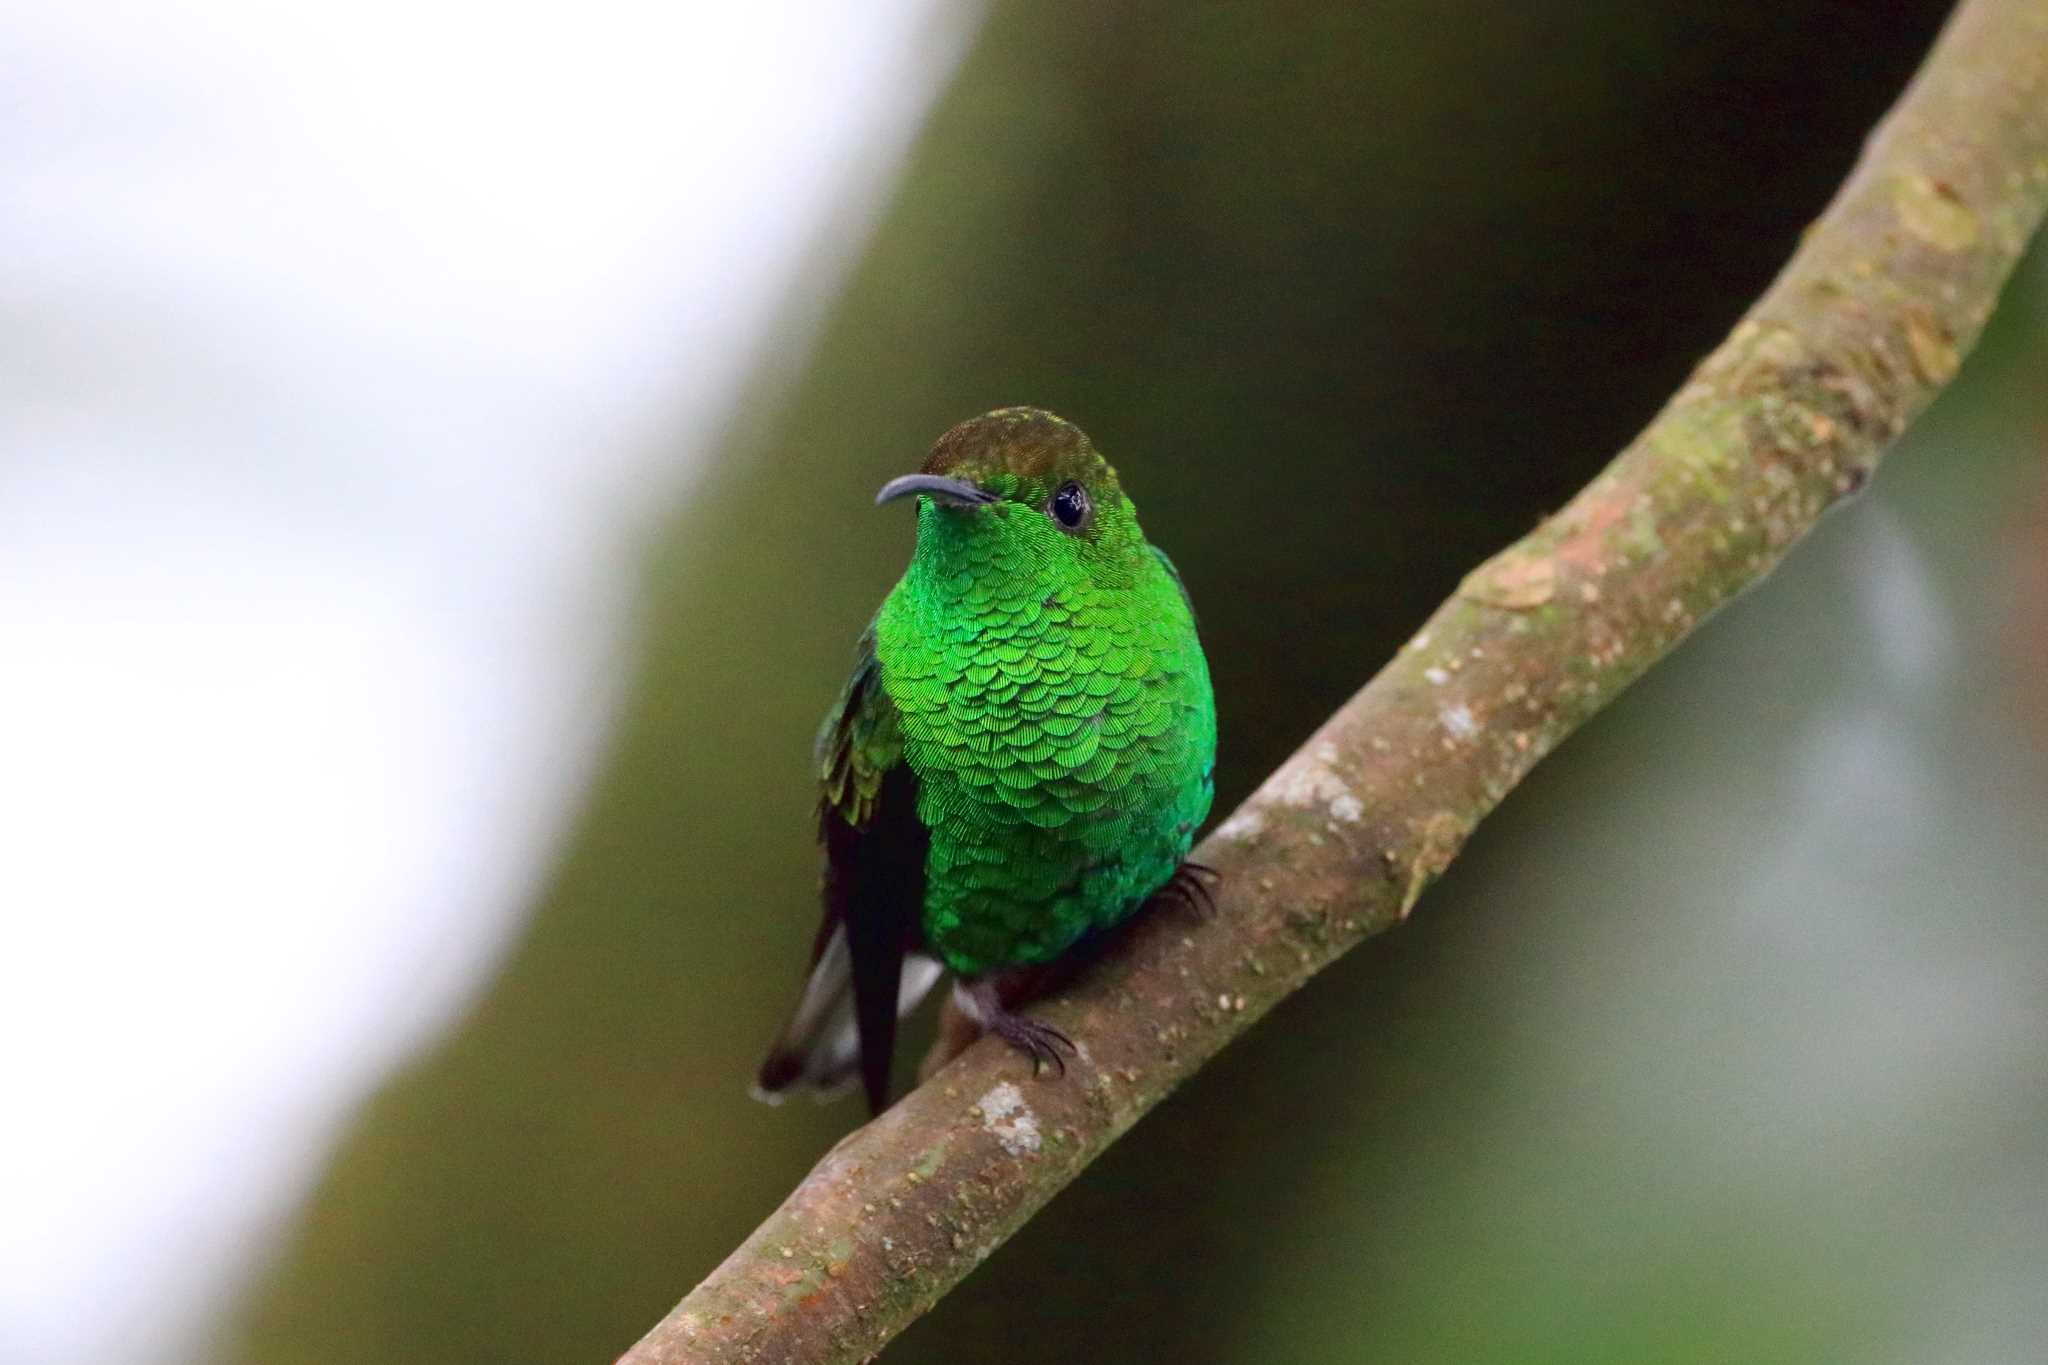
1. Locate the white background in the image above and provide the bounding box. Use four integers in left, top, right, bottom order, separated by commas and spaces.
0, 3, 971, 1359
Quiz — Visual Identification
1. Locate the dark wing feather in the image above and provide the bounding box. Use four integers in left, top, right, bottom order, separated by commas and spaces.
789, 627, 927, 1114
822, 765, 925, 1114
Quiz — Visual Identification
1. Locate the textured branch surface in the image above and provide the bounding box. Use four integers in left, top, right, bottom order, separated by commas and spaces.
623, 3, 2048, 1360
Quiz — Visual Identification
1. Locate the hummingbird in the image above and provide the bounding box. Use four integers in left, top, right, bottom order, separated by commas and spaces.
753, 407, 1218, 1114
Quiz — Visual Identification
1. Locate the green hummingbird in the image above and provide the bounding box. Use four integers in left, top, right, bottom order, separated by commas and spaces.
753, 406, 1218, 1114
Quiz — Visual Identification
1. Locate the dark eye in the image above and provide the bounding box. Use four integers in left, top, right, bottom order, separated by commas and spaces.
1048, 481, 1090, 530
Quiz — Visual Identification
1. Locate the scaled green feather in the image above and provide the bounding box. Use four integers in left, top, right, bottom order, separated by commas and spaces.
868, 408, 1216, 975
814, 625, 900, 831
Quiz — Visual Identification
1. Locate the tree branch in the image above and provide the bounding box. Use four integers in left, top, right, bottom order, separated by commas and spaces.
622, 2, 2048, 1359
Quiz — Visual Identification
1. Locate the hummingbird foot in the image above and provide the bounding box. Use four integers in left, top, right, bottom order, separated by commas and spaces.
960, 977, 1077, 1077
1155, 859, 1222, 918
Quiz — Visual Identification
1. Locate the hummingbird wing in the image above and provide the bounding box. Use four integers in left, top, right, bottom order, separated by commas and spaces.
753, 628, 935, 1114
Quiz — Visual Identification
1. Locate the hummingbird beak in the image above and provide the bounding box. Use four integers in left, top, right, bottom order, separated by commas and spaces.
873, 474, 999, 509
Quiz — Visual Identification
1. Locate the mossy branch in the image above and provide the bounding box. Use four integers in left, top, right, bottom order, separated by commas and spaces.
621, 2, 2048, 1359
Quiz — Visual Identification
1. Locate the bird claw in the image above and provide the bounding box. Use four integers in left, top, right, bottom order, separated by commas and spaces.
1155, 860, 1222, 918
992, 1013, 1076, 1077
964, 976, 1078, 1079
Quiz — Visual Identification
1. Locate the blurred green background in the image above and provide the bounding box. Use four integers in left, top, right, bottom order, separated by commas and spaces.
222, 1, 2048, 1361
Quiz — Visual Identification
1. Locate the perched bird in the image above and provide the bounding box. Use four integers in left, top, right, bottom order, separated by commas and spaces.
753, 407, 1218, 1114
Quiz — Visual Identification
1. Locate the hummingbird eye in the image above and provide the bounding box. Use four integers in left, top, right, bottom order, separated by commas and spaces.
1048, 481, 1091, 531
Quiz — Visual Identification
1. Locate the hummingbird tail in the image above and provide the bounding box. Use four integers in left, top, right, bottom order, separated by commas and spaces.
751, 925, 942, 1105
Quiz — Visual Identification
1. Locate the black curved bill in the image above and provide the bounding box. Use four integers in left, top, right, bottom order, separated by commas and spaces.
873, 473, 999, 508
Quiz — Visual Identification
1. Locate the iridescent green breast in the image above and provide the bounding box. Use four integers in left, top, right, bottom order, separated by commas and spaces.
876, 504, 1215, 976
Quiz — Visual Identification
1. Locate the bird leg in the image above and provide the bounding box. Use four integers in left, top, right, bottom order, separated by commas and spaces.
917, 959, 1075, 1081
953, 975, 1076, 1077
929, 970, 1081, 1080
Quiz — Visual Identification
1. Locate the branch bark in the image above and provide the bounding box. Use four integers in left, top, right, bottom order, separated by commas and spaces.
623, 2, 2048, 1359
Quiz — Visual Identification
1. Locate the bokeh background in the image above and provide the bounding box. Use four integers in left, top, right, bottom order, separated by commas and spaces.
5, 1, 2046, 1362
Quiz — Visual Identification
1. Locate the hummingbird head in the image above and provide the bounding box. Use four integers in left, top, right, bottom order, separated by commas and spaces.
876, 407, 1150, 588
